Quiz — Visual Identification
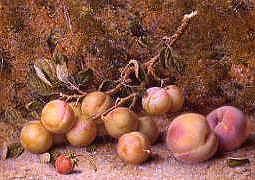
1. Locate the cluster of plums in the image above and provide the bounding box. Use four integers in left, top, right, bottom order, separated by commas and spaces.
20, 84, 249, 165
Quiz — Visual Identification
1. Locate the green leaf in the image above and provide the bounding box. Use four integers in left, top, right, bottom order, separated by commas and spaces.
3, 107, 27, 125
228, 157, 250, 167
25, 101, 44, 111
74, 69, 94, 86
27, 69, 54, 96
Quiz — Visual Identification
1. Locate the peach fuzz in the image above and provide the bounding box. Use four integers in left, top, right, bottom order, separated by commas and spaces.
166, 113, 218, 163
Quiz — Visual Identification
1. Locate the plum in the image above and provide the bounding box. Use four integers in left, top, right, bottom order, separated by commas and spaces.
41, 100, 76, 134
142, 87, 172, 115
117, 132, 151, 164
103, 107, 138, 138
138, 116, 160, 144
81, 91, 112, 124
20, 121, 53, 154
165, 85, 184, 112
206, 106, 248, 152
66, 117, 97, 147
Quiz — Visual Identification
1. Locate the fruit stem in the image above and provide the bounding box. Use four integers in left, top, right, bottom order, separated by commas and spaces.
59, 92, 87, 101
144, 11, 198, 80
90, 93, 138, 120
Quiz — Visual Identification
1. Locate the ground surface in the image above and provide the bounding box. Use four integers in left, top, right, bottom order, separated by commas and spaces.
1, 118, 255, 180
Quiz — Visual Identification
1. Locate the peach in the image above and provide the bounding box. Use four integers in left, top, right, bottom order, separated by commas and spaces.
166, 113, 218, 163
41, 100, 76, 134
81, 91, 112, 124
165, 85, 184, 112
142, 87, 172, 115
206, 106, 248, 152
66, 117, 97, 147
20, 121, 53, 154
138, 116, 160, 145
103, 107, 139, 138
117, 132, 151, 164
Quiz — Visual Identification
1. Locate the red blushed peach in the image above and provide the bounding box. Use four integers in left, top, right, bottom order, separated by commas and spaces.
142, 87, 172, 115
206, 106, 248, 152
41, 100, 76, 134
166, 113, 218, 163
165, 85, 184, 112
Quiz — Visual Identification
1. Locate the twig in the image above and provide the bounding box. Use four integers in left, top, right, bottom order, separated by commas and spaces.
68, 83, 87, 95
90, 93, 138, 120
105, 83, 124, 95
144, 11, 198, 79
162, 11, 198, 47
129, 94, 138, 109
63, 5, 72, 32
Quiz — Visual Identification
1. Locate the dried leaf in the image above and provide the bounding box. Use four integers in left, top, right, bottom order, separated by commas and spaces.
34, 64, 52, 87
35, 58, 58, 82
7, 142, 24, 158
129, 60, 140, 80
39, 153, 51, 163
228, 157, 250, 167
49, 149, 61, 165
0, 122, 20, 142
56, 63, 70, 84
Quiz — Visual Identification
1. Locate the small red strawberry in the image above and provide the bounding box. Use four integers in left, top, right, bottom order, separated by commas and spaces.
55, 153, 78, 175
